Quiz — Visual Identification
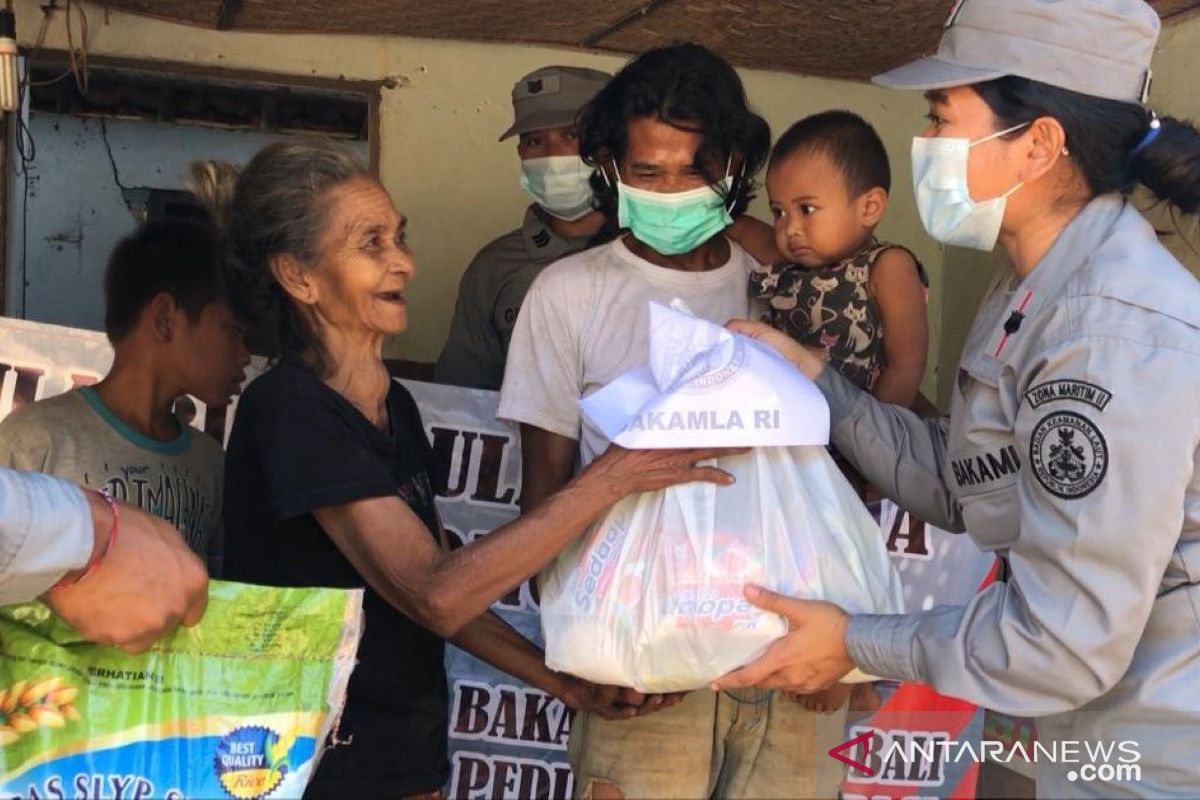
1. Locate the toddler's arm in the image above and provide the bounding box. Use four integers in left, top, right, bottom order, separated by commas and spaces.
725, 215, 778, 266
868, 248, 928, 408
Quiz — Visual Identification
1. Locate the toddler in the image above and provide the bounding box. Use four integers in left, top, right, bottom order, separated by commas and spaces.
751, 110, 930, 714
751, 110, 928, 406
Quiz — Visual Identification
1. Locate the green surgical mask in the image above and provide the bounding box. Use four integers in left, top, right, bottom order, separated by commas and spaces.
613, 160, 735, 255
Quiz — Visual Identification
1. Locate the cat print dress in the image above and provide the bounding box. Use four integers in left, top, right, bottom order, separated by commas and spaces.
749, 240, 928, 391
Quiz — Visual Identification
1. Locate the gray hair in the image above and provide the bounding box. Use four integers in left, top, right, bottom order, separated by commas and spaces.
192, 138, 371, 369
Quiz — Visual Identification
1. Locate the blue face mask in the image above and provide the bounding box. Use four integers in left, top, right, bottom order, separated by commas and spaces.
613, 160, 735, 256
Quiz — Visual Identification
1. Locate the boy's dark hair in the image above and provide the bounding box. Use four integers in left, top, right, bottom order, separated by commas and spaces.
578, 42, 771, 239
770, 110, 891, 197
103, 219, 228, 345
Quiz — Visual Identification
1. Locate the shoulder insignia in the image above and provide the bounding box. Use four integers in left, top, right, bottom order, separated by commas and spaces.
1024, 380, 1112, 412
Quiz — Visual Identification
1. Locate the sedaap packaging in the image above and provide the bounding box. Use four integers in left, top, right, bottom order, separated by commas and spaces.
0, 580, 361, 800
539, 303, 904, 692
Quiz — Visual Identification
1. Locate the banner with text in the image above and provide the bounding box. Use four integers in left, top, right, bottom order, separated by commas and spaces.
0, 316, 1004, 800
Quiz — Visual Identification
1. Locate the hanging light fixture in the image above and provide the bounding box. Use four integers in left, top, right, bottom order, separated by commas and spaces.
0, 2, 17, 112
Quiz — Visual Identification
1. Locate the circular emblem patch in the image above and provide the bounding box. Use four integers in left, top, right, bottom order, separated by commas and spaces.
685, 337, 746, 391
1029, 411, 1107, 499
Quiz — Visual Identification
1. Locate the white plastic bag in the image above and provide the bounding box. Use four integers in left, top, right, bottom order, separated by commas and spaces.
540, 446, 903, 692
538, 302, 904, 692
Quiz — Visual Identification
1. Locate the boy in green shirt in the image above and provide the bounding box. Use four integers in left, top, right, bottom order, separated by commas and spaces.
0, 219, 250, 574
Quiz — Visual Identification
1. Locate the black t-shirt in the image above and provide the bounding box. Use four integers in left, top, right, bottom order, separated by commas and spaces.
223, 358, 448, 796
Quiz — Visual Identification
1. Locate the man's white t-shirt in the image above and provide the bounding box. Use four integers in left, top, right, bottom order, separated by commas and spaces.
498, 235, 762, 467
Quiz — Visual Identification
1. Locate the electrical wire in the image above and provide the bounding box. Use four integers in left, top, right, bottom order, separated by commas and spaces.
29, 0, 88, 88
11, 6, 50, 172
14, 0, 91, 171
64, 0, 87, 94
12, 0, 91, 316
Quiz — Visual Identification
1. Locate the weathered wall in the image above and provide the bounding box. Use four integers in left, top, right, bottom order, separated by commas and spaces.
9, 0, 942, 394
6, 112, 368, 328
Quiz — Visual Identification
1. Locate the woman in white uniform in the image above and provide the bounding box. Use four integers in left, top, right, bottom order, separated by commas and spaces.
715, 0, 1200, 797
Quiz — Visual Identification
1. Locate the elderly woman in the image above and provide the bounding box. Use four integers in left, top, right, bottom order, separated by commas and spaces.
715, 0, 1200, 797
196, 141, 728, 798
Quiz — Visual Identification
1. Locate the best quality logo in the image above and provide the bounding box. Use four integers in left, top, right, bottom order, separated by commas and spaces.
215, 725, 297, 800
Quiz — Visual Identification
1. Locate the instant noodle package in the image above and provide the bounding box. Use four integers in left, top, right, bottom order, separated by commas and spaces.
539, 302, 905, 692
0, 581, 361, 800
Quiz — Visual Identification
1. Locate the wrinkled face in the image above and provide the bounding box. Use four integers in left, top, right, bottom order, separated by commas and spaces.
617, 116, 724, 193
767, 149, 871, 268
517, 125, 581, 160
306, 177, 414, 339
172, 300, 250, 407
922, 85, 1025, 203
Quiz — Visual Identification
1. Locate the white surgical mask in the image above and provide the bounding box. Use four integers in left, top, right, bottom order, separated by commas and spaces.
519, 156, 595, 221
911, 122, 1029, 251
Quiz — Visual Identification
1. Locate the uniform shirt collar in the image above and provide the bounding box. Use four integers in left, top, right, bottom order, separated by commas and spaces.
965, 195, 1128, 365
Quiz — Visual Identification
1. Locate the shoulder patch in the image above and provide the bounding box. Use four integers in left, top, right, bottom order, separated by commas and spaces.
1029, 411, 1108, 499
1024, 380, 1112, 412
